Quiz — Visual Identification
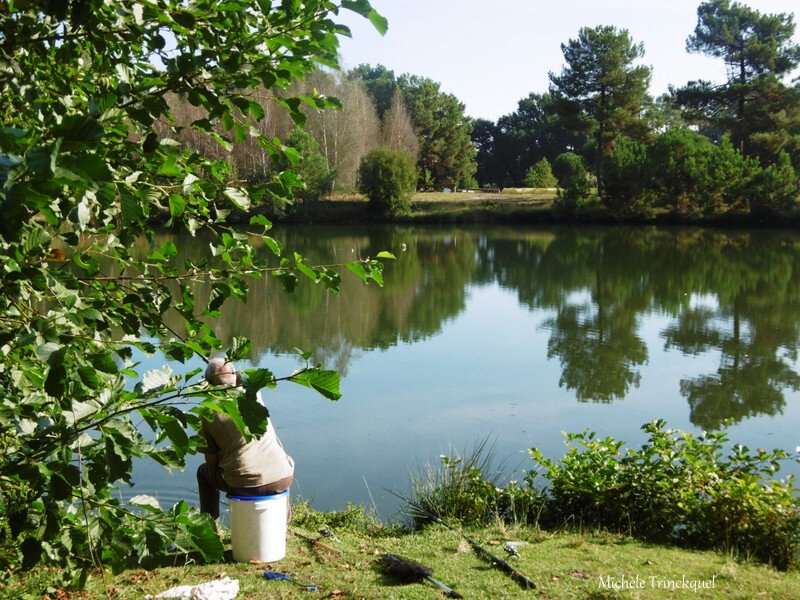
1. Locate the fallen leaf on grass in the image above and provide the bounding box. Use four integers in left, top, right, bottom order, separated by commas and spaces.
456, 540, 471, 554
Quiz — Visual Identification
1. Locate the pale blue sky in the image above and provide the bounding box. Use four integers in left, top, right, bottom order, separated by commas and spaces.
337, 0, 800, 121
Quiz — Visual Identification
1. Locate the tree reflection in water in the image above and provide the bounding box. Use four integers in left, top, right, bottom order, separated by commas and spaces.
152, 224, 800, 429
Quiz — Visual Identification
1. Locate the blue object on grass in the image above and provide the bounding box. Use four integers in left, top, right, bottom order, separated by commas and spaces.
263, 570, 318, 592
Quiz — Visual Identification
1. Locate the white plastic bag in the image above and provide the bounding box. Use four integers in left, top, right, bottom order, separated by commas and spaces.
146, 576, 239, 600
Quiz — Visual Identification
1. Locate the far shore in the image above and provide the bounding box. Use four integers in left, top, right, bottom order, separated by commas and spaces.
244, 190, 800, 228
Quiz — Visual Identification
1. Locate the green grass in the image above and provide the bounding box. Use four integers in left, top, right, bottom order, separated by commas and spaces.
272, 191, 559, 224
5, 505, 800, 599
261, 190, 800, 227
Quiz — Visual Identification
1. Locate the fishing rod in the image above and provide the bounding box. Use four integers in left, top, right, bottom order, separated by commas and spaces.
432, 516, 536, 590
290, 528, 343, 556
389, 488, 537, 589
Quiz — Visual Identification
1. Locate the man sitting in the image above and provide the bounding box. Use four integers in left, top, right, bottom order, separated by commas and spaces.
197, 357, 294, 521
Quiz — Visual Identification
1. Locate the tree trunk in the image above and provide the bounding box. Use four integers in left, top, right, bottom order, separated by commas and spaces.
596, 84, 606, 200
738, 56, 746, 154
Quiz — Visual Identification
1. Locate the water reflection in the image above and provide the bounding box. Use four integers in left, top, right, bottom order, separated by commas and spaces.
155, 225, 800, 429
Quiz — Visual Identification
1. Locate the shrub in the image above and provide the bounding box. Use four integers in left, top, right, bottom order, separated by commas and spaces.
647, 127, 720, 212
459, 175, 479, 189
712, 137, 756, 210
406, 439, 544, 528
646, 129, 781, 215
523, 158, 558, 188
357, 148, 417, 216
400, 421, 800, 570
529, 420, 800, 569
552, 152, 590, 210
602, 136, 651, 216
748, 151, 798, 216
418, 167, 435, 191
291, 501, 387, 536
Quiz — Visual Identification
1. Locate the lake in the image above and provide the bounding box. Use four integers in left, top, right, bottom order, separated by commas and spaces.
130, 224, 800, 522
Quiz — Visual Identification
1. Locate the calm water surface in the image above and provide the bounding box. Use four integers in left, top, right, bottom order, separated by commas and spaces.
130, 224, 800, 520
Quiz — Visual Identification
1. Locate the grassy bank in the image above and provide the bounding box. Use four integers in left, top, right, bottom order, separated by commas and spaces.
268, 191, 800, 227
7, 503, 800, 599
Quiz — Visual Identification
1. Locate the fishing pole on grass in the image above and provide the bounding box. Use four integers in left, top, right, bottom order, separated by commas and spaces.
389, 489, 537, 590
432, 516, 537, 590
380, 553, 463, 599
290, 527, 343, 555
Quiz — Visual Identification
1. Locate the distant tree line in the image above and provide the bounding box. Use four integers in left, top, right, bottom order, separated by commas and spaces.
160, 0, 798, 219
474, 0, 800, 217
162, 63, 477, 210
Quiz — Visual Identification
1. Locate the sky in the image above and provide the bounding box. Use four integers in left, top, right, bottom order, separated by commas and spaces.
336, 0, 800, 122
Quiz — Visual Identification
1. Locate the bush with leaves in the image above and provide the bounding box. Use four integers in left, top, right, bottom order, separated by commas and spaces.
529, 420, 800, 569
523, 158, 558, 188
400, 421, 800, 569
601, 136, 651, 216
552, 152, 590, 210
647, 127, 722, 213
406, 440, 544, 528
357, 147, 417, 216
647, 129, 795, 215
459, 175, 479, 189
0, 0, 391, 588
748, 151, 798, 217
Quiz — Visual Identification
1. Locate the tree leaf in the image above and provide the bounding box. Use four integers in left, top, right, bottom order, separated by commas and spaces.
55, 115, 104, 142
139, 366, 175, 393
44, 364, 67, 397
249, 214, 272, 229
289, 368, 341, 400
228, 336, 252, 360
90, 353, 118, 374
262, 236, 281, 256
368, 10, 388, 35
238, 392, 268, 437
169, 194, 185, 217
242, 367, 276, 391
224, 187, 251, 210
129, 494, 162, 513
346, 262, 367, 282
78, 366, 101, 389
157, 155, 181, 177
22, 226, 52, 255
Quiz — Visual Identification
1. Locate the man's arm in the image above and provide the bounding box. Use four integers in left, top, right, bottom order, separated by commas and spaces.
200, 420, 219, 468
204, 452, 218, 468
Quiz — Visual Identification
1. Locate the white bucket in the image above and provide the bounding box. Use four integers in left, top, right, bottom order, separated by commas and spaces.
227, 491, 288, 563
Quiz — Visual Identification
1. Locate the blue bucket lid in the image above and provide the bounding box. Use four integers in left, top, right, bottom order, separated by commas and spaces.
226, 490, 289, 501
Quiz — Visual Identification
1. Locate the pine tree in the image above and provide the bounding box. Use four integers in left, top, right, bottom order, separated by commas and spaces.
549, 25, 652, 200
